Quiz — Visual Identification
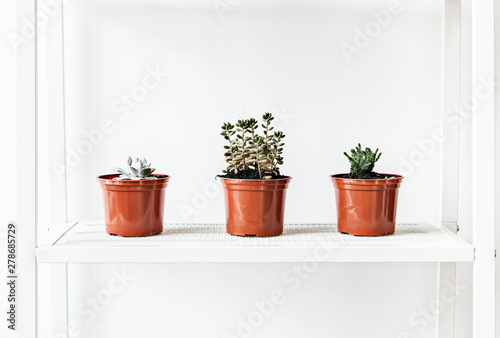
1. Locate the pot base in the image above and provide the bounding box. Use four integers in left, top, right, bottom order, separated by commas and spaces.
108, 231, 161, 237
340, 230, 394, 237
227, 230, 283, 237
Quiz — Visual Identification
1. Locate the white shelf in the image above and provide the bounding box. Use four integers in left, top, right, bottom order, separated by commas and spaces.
36, 221, 474, 263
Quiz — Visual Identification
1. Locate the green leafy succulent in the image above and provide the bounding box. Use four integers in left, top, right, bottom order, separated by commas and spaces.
220, 113, 285, 179
344, 144, 381, 179
113, 157, 157, 180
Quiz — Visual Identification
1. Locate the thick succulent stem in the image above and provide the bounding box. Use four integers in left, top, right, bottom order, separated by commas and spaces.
221, 113, 285, 179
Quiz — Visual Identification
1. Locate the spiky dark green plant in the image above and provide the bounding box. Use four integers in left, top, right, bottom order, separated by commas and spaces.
344, 144, 381, 179
113, 157, 157, 180
221, 113, 285, 179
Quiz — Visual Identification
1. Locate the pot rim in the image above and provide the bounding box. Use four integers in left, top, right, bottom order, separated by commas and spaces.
97, 173, 170, 184
217, 176, 292, 184
331, 173, 403, 182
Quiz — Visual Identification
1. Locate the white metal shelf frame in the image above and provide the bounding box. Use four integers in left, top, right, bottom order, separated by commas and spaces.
16, 0, 495, 338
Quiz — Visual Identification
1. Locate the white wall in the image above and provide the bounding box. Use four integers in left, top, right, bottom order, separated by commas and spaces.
47, 1, 448, 337
62, 0, 443, 225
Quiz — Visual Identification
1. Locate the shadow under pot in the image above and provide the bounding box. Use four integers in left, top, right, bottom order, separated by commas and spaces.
331, 174, 403, 236
97, 174, 170, 237
219, 177, 292, 237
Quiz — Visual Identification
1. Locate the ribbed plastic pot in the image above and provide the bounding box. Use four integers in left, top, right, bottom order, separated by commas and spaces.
219, 177, 292, 237
331, 174, 403, 236
97, 174, 170, 237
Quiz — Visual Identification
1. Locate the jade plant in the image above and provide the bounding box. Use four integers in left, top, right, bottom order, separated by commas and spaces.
344, 144, 385, 179
112, 157, 157, 180
220, 113, 285, 179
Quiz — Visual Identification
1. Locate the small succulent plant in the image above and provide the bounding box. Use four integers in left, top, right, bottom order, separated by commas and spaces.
220, 113, 285, 179
344, 144, 381, 179
113, 157, 157, 180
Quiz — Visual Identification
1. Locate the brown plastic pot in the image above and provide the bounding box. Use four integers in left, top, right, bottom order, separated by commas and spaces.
219, 177, 292, 237
331, 174, 403, 236
97, 174, 170, 237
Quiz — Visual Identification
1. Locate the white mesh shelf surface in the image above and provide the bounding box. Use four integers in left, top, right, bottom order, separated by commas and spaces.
36, 222, 474, 263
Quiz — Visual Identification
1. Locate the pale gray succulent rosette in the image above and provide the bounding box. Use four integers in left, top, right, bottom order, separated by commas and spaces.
112, 157, 157, 180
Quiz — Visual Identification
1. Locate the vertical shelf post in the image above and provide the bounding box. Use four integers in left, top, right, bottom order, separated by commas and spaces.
17, 0, 38, 336
472, 0, 495, 336
50, 264, 68, 337
47, 0, 67, 224
437, 0, 461, 336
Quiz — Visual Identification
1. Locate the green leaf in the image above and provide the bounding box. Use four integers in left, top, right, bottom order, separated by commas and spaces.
129, 167, 139, 176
